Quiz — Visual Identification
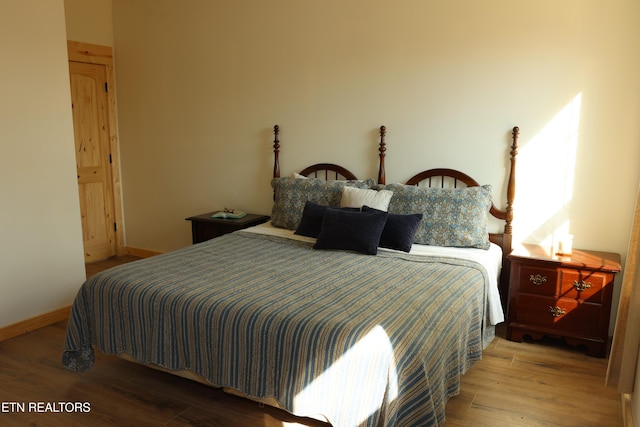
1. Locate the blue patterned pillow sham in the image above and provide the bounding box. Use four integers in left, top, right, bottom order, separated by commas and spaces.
271, 177, 374, 230
383, 183, 493, 249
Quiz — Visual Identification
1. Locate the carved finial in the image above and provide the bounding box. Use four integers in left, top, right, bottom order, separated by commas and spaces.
273, 124, 280, 178
511, 126, 519, 159
378, 125, 387, 185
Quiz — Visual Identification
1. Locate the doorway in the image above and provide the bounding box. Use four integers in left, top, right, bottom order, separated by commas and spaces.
68, 41, 124, 262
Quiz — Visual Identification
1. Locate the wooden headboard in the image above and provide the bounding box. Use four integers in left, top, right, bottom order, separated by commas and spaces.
404, 126, 520, 303
272, 124, 387, 184
271, 124, 519, 304
272, 124, 518, 245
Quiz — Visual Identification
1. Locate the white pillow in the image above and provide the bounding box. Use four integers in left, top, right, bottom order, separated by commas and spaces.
340, 186, 393, 211
293, 172, 309, 179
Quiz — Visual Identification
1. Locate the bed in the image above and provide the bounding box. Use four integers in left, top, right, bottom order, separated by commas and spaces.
63, 124, 519, 427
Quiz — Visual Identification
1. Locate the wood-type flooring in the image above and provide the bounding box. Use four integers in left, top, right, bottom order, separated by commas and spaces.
0, 256, 624, 426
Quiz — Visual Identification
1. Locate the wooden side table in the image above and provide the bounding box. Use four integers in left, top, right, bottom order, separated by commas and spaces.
506, 243, 621, 357
185, 211, 270, 244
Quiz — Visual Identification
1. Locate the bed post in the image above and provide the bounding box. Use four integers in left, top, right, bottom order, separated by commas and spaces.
273, 124, 280, 179
378, 126, 386, 185
504, 126, 519, 238
498, 126, 519, 310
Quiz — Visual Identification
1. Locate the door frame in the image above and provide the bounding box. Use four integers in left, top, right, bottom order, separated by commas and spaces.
68, 40, 125, 256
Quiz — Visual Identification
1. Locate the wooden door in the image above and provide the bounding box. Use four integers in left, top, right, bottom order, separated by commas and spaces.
69, 61, 117, 262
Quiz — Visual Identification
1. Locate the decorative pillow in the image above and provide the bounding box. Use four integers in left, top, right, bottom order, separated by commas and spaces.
271, 177, 374, 230
314, 208, 388, 255
340, 186, 393, 211
295, 201, 359, 238
383, 183, 493, 249
362, 206, 423, 252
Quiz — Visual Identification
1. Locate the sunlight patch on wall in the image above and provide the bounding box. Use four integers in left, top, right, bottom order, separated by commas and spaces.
294, 325, 398, 425
513, 93, 582, 251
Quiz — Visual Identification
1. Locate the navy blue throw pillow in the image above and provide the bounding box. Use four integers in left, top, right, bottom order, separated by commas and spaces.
362, 205, 423, 252
295, 201, 359, 238
314, 208, 388, 255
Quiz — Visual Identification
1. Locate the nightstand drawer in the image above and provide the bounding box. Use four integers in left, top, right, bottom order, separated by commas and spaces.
516, 265, 558, 296
559, 268, 607, 302
516, 294, 602, 337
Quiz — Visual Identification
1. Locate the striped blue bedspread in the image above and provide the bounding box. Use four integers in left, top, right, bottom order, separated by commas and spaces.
63, 231, 491, 427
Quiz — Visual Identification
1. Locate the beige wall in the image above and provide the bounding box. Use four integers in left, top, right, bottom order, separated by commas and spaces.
0, 0, 86, 327
64, 0, 113, 46
110, 0, 640, 259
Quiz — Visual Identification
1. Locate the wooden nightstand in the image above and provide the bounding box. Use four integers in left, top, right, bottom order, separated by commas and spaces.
506, 243, 621, 357
185, 211, 270, 244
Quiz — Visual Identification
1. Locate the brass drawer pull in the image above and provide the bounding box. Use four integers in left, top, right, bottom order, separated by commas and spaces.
549, 306, 566, 317
573, 280, 592, 292
529, 274, 547, 286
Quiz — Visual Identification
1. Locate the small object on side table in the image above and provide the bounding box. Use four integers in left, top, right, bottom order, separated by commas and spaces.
506, 243, 621, 357
185, 211, 270, 244
210, 208, 248, 219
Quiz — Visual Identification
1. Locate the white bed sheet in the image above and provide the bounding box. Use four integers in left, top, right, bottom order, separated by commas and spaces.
243, 221, 505, 325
